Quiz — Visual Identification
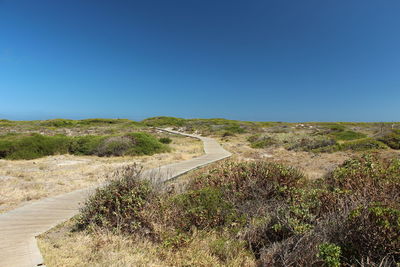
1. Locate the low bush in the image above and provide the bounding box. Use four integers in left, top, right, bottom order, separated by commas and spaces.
341, 203, 400, 263
142, 116, 185, 127
317, 243, 341, 267
379, 129, 400, 149
166, 187, 240, 232
288, 136, 337, 152
248, 136, 277, 148
96, 136, 134, 156
69, 135, 105, 155
125, 132, 170, 155
159, 137, 172, 144
76, 165, 155, 236
78, 118, 133, 125
75, 155, 399, 266
330, 130, 366, 141
339, 138, 387, 151
0, 132, 169, 159
40, 119, 76, 127
0, 133, 71, 159
223, 125, 245, 134
188, 161, 304, 208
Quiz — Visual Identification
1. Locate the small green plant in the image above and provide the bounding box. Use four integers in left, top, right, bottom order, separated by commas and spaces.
317, 243, 341, 267
159, 137, 172, 144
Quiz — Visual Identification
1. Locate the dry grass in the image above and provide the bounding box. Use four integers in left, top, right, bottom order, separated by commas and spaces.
0, 134, 202, 213
38, 219, 255, 267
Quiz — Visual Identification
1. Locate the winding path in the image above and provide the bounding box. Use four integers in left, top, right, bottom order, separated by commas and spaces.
0, 129, 231, 267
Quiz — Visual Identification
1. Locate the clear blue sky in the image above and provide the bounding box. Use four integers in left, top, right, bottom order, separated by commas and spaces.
1, 0, 399, 122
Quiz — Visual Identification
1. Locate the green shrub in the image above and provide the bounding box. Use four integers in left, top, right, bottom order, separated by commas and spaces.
330, 130, 366, 141
167, 187, 240, 232
96, 136, 134, 156
125, 132, 170, 155
325, 154, 400, 194
250, 136, 276, 148
142, 116, 185, 127
223, 125, 245, 134
317, 243, 341, 267
0, 134, 71, 159
188, 161, 304, 206
343, 203, 400, 263
326, 124, 346, 132
69, 135, 105, 155
0, 132, 169, 159
159, 137, 172, 144
378, 129, 400, 149
339, 138, 387, 151
76, 165, 155, 235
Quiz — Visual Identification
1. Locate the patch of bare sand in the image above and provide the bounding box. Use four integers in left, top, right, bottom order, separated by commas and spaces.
0, 135, 202, 213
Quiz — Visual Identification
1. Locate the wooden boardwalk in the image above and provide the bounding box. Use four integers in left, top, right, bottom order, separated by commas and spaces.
0, 129, 231, 267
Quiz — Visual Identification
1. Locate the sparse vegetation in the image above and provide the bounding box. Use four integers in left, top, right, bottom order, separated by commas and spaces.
70, 154, 399, 266
2, 118, 399, 266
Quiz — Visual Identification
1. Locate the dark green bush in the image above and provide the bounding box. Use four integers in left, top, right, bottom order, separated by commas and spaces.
159, 137, 172, 144
78, 118, 133, 125
69, 135, 105, 155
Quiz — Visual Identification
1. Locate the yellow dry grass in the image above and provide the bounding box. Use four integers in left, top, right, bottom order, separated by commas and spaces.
0, 135, 202, 213
218, 134, 351, 179
38, 220, 255, 267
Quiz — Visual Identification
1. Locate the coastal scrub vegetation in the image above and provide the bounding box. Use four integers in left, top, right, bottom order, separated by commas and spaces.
0, 132, 170, 160
75, 154, 400, 266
